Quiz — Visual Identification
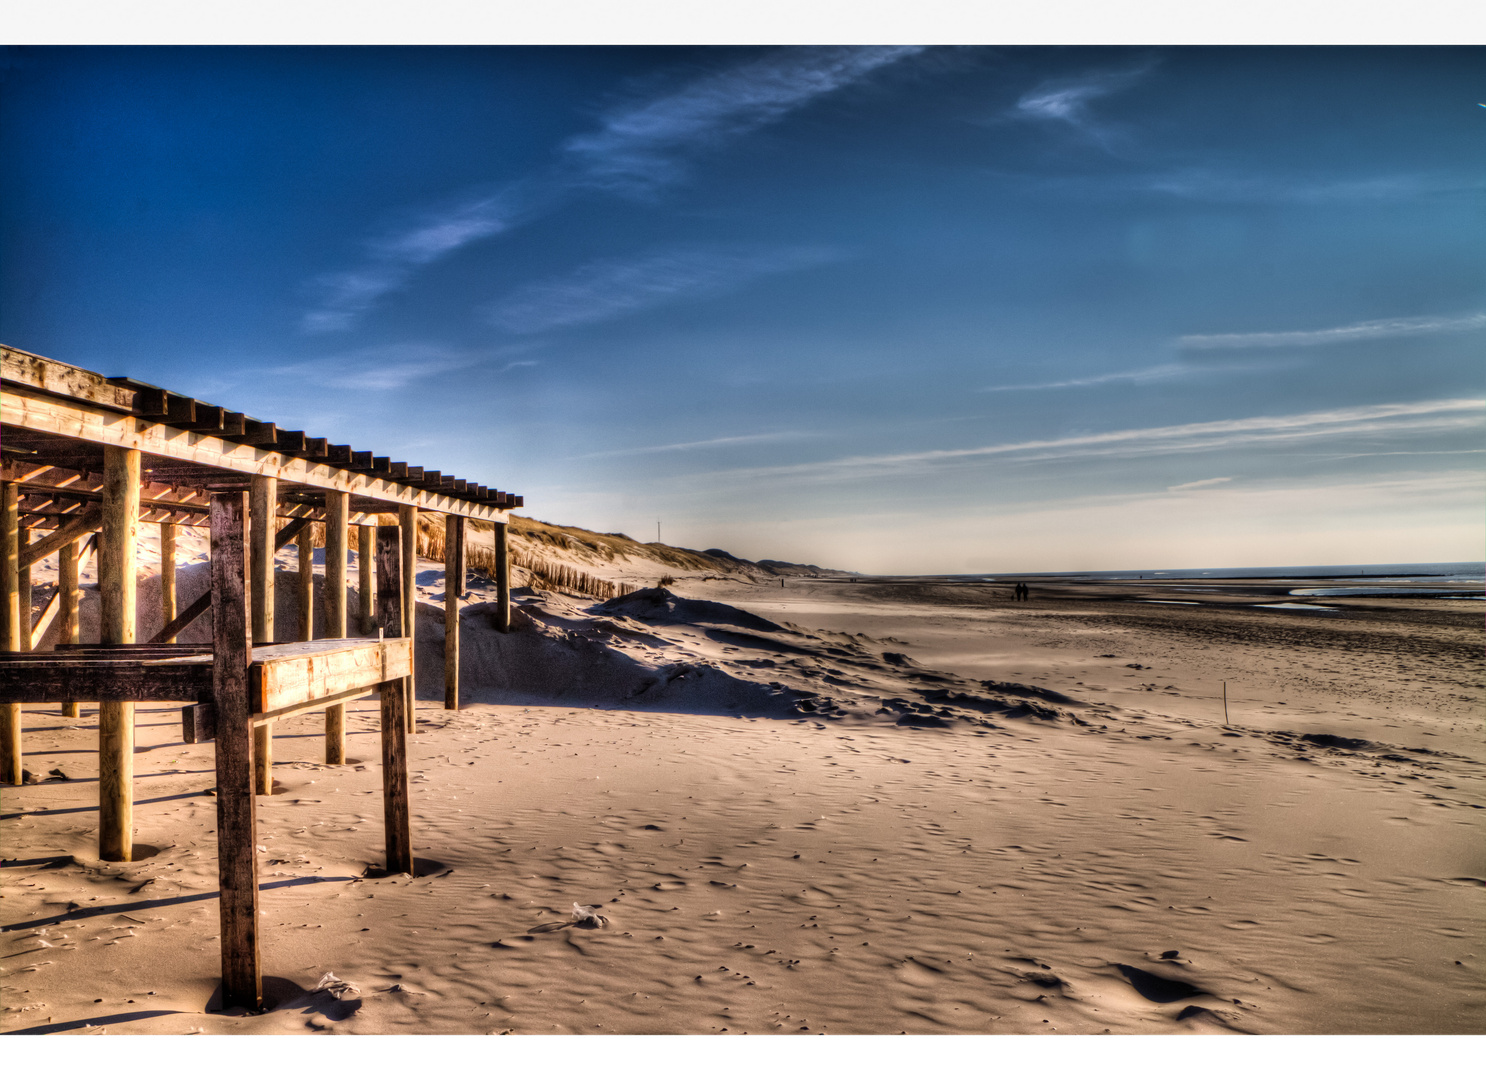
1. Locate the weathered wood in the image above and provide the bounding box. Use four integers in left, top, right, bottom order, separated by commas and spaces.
324, 492, 348, 765
375, 525, 412, 874
0, 662, 213, 701
98, 445, 139, 862
210, 490, 261, 1011
444, 514, 464, 710
59, 537, 82, 717
296, 527, 314, 642
358, 525, 375, 636
494, 520, 511, 633
1, 481, 20, 784
159, 521, 177, 643
398, 504, 418, 733
2, 385, 510, 523
18, 505, 102, 568
252, 637, 411, 714
249, 477, 276, 796
2, 344, 139, 411
186, 682, 383, 741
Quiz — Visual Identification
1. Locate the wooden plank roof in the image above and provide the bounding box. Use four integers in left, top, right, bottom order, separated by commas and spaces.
1, 344, 522, 524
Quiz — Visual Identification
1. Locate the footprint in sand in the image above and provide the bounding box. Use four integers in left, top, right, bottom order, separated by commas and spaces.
653, 881, 686, 891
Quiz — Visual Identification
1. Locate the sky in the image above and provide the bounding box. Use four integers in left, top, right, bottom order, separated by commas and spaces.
2, 43, 1482, 573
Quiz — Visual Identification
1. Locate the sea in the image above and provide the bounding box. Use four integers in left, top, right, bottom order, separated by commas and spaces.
924, 562, 1484, 600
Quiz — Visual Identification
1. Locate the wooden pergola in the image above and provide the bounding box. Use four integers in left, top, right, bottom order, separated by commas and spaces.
0, 344, 521, 1010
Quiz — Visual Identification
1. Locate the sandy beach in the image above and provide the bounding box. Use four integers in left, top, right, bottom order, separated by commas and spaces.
3, 542, 1481, 1037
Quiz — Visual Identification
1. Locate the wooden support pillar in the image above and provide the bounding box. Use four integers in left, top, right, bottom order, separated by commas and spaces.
493, 520, 511, 633
159, 522, 177, 643
443, 514, 464, 710
296, 526, 314, 642
210, 491, 261, 1011
59, 539, 81, 717
376, 524, 413, 874
324, 492, 348, 764
98, 445, 139, 862
249, 477, 276, 795
1, 481, 20, 785
398, 504, 417, 733
358, 525, 375, 636
18, 527, 32, 652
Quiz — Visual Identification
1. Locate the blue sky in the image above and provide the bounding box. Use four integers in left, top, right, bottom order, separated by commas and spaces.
2, 45, 1481, 572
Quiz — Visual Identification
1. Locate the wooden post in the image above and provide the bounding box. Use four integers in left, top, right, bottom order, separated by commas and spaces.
159, 521, 177, 643
98, 446, 140, 861
210, 491, 261, 1011
296, 525, 314, 642
1, 481, 20, 785
249, 477, 276, 795
398, 504, 417, 733
59, 539, 81, 717
443, 514, 464, 710
376, 524, 413, 875
18, 527, 32, 652
324, 492, 348, 764
358, 524, 375, 636
494, 520, 510, 633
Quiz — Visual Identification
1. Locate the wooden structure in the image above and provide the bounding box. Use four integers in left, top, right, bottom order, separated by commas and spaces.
0, 344, 521, 1009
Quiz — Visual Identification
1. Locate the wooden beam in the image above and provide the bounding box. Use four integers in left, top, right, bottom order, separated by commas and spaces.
494, 520, 511, 634
98, 445, 139, 862
148, 588, 210, 645
324, 491, 348, 765
59, 537, 83, 717
444, 514, 464, 711
159, 521, 177, 644
376, 525, 412, 875
17, 526, 31, 652
1, 480, 19, 784
2, 387, 511, 522
251, 637, 411, 714
358, 524, 375, 636
398, 504, 417, 734
209, 490, 261, 1011
249, 476, 276, 796
2, 345, 138, 412
18, 504, 102, 569
0, 659, 213, 703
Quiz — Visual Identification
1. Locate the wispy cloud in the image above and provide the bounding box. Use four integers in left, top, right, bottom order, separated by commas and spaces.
1011, 60, 1155, 146
980, 363, 1186, 392
573, 431, 816, 460
683, 399, 1485, 486
483, 245, 842, 335
1180, 312, 1486, 351
562, 46, 924, 196
1167, 476, 1232, 492
1137, 168, 1486, 205
302, 47, 922, 332
261, 342, 532, 391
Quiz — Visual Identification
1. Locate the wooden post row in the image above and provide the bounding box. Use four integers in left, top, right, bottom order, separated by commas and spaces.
210, 490, 261, 1011
297, 521, 314, 642
324, 492, 348, 764
375, 524, 413, 875
444, 514, 464, 710
98, 446, 139, 861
